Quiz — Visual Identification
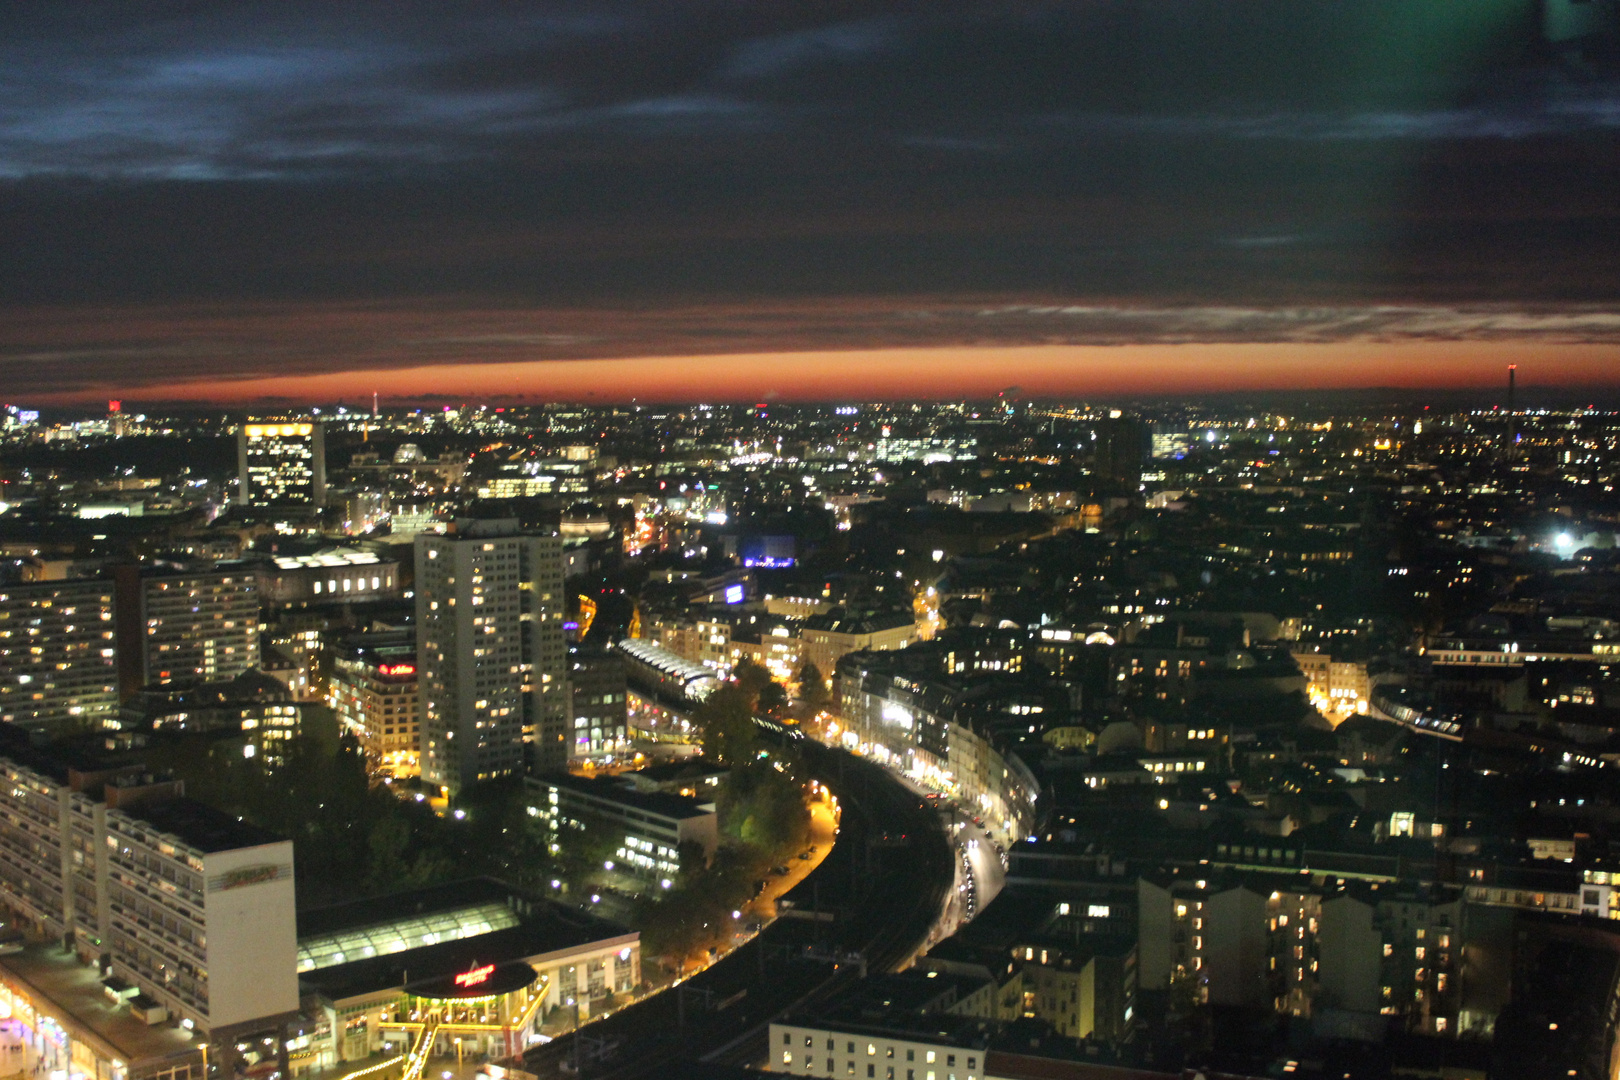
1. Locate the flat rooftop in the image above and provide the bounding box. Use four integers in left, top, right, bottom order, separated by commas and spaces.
530, 772, 716, 820
297, 877, 517, 940
0, 945, 201, 1068
126, 797, 285, 854
271, 549, 384, 570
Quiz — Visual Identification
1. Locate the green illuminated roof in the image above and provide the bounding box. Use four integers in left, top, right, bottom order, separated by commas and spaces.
296, 901, 520, 973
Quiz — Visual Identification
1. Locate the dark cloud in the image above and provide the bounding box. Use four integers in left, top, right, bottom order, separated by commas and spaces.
11, 0, 1611, 183
2, 0, 1619, 392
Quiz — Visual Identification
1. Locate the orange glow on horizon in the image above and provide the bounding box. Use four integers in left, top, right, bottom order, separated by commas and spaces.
34, 340, 1620, 405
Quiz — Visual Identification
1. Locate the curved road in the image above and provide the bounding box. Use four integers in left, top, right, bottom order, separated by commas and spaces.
522, 736, 956, 1078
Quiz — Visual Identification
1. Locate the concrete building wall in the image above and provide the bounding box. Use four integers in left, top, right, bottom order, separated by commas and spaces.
1317, 894, 1382, 1015
140, 573, 260, 686
768, 1023, 985, 1079
0, 760, 69, 936
0, 580, 119, 732
202, 844, 299, 1029
1205, 887, 1269, 1008
1136, 879, 1174, 991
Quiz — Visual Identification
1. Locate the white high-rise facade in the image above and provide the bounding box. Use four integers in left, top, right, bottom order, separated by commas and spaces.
415, 521, 568, 791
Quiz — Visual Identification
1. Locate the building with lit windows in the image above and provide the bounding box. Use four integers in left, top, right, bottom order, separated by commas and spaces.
415, 520, 568, 791
799, 612, 917, 684
236, 420, 324, 508
252, 548, 400, 607
1291, 643, 1372, 718
525, 773, 718, 891
835, 662, 1040, 847
118, 569, 259, 689
294, 878, 639, 1066
1137, 875, 1466, 1036
0, 578, 119, 732
236, 421, 326, 507
118, 671, 304, 764
0, 738, 299, 1080
328, 630, 421, 777
565, 647, 628, 758
769, 1015, 990, 1080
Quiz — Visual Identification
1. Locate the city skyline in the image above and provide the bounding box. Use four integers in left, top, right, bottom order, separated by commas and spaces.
7, 4, 1620, 1076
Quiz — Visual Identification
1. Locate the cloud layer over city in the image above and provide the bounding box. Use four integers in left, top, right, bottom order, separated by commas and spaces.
4, 1, 1620, 398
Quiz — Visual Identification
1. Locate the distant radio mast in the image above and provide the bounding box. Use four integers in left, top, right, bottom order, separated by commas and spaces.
1507, 364, 1517, 457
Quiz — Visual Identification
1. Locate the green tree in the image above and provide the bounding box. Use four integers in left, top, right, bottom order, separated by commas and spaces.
797, 660, 831, 712
692, 683, 759, 764
757, 680, 788, 716
718, 763, 811, 859
731, 658, 774, 703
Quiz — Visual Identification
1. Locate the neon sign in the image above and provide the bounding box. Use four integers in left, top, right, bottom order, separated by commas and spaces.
379, 663, 416, 676
454, 964, 495, 988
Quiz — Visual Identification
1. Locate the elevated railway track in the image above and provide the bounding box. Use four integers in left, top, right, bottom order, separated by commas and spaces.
523, 731, 955, 1078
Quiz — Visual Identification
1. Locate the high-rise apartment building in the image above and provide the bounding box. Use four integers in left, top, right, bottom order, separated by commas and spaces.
0, 579, 119, 732
415, 520, 568, 791
117, 568, 260, 689
236, 420, 326, 507
0, 740, 298, 1067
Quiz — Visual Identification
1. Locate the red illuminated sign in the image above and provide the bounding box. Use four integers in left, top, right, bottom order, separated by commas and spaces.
454, 964, 495, 988
379, 663, 416, 676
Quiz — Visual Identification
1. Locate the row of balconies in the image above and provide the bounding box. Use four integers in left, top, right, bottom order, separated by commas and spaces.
110, 854, 207, 906
111, 906, 206, 977
107, 874, 205, 932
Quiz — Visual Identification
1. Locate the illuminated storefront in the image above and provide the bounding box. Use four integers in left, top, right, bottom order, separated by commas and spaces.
298, 880, 641, 1068
0, 961, 202, 1080
384, 963, 546, 1060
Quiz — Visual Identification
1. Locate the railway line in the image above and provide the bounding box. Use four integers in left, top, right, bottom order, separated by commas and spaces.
521, 733, 955, 1078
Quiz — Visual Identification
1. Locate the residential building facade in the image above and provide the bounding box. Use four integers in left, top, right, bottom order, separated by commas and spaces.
415, 521, 568, 790
328, 630, 421, 777
0, 579, 119, 732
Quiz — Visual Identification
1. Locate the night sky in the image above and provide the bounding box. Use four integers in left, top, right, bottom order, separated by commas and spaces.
4, 1, 1620, 403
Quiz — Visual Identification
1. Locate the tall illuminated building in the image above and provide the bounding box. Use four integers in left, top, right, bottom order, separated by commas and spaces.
328, 629, 421, 778
415, 520, 568, 792
237, 420, 326, 507
0, 578, 119, 732
116, 567, 261, 690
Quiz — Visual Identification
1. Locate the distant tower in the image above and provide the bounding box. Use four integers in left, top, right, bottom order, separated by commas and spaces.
1508, 364, 1518, 456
